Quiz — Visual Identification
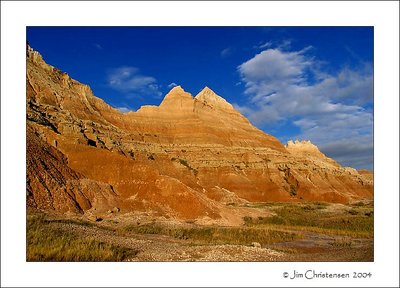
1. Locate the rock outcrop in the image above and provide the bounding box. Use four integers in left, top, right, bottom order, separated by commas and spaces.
26, 46, 373, 220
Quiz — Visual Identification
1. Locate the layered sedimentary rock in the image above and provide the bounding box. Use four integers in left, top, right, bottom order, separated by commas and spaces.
26, 46, 373, 219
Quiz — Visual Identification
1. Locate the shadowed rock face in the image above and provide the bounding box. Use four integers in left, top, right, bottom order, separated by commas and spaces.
26, 46, 373, 220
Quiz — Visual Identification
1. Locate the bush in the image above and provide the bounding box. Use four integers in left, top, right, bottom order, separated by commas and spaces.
289, 184, 297, 196
172, 158, 198, 175
243, 216, 253, 225
179, 159, 190, 167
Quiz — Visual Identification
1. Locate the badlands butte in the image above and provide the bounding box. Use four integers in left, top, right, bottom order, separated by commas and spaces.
27, 46, 373, 261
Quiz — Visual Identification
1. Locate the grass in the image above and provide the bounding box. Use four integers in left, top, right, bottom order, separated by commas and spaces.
243, 201, 328, 209
27, 200, 373, 261
351, 201, 373, 208
44, 217, 95, 227
27, 213, 137, 261
123, 224, 301, 246
242, 202, 373, 238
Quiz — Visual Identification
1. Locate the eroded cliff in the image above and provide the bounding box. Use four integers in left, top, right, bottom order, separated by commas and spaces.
26, 46, 373, 220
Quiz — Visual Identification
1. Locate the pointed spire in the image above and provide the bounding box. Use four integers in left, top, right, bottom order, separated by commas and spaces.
195, 86, 233, 110
201, 86, 214, 93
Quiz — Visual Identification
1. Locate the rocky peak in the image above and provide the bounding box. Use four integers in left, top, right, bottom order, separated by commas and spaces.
195, 86, 234, 110
27, 44, 39, 59
159, 85, 194, 109
161, 85, 191, 100
169, 85, 184, 93
164, 85, 193, 99
286, 140, 323, 155
286, 139, 317, 149
27, 44, 53, 71
198, 86, 215, 96
286, 140, 338, 166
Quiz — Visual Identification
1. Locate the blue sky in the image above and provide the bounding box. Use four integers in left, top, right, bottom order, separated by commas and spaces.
27, 27, 373, 170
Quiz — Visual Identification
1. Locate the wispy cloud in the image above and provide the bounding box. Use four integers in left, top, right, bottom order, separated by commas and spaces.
254, 39, 292, 51
93, 43, 103, 50
168, 82, 178, 88
107, 66, 162, 98
254, 41, 272, 50
344, 45, 364, 63
237, 47, 373, 169
221, 47, 234, 58
116, 107, 131, 113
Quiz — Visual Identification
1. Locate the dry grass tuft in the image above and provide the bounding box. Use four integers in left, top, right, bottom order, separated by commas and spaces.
27, 213, 137, 261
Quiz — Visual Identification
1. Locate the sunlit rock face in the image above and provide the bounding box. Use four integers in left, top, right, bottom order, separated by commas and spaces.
26, 46, 373, 220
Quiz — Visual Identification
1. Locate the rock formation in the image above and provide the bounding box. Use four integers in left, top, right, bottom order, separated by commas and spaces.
26, 46, 373, 220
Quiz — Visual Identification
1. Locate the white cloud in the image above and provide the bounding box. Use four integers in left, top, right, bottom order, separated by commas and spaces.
232, 103, 254, 116
237, 47, 373, 169
107, 66, 162, 98
238, 48, 313, 100
319, 136, 373, 169
168, 82, 178, 88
